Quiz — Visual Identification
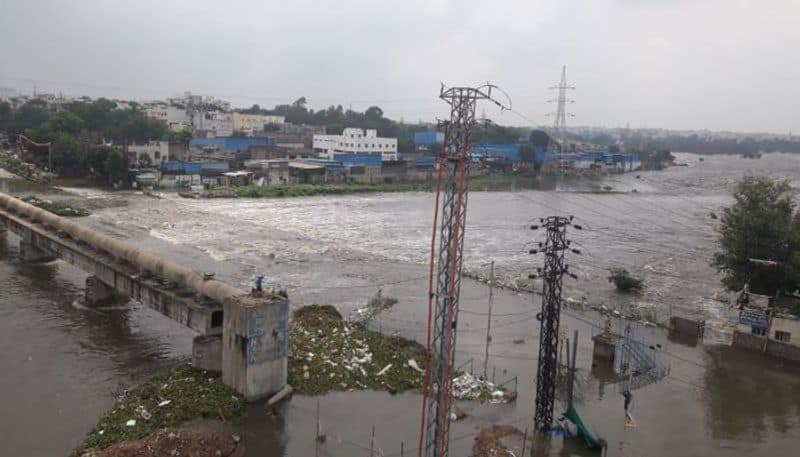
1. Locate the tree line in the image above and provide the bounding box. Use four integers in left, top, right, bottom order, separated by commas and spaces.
0, 98, 172, 182
239, 97, 529, 152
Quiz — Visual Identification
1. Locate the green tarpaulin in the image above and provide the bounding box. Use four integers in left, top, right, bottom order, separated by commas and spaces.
563, 405, 604, 451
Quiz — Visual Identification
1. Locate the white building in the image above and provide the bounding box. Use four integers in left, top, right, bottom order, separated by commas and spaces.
193, 111, 233, 137
313, 128, 398, 161
128, 141, 169, 167
145, 103, 191, 131
232, 113, 285, 135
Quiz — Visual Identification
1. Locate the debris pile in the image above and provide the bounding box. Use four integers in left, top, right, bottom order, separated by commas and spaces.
74, 365, 245, 454
288, 305, 426, 395
451, 373, 513, 404
472, 425, 524, 457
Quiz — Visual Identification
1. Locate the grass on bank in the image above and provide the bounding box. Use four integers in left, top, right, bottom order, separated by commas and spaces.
75, 365, 245, 454
230, 173, 541, 199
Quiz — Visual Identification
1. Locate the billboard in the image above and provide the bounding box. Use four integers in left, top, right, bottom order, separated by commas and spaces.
739, 310, 768, 328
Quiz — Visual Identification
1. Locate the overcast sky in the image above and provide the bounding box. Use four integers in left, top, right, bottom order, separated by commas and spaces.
2, 0, 798, 133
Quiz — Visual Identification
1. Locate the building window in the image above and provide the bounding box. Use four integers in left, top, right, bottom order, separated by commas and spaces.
751, 326, 767, 336
154, 151, 161, 159
775, 330, 791, 342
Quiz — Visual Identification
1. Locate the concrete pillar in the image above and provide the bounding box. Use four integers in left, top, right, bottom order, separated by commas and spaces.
85, 275, 116, 306
193, 334, 223, 372
222, 294, 289, 401
19, 240, 56, 262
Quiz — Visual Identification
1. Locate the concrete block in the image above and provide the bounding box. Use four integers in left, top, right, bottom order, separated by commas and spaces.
19, 240, 56, 262
193, 334, 223, 372
222, 295, 289, 401
85, 275, 116, 306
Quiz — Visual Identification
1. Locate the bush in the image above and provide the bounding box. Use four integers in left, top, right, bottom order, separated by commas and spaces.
608, 268, 643, 292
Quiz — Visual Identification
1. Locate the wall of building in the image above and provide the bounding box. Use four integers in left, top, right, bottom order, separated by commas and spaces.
313, 128, 398, 161
771, 315, 800, 343
733, 330, 800, 362
193, 111, 233, 137
189, 136, 275, 152
128, 141, 170, 166
232, 113, 285, 133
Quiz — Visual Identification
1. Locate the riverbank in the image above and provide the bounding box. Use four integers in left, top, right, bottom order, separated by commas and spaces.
179, 173, 543, 199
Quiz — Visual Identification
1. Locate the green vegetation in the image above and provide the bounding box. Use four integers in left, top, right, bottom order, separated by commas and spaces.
233, 181, 433, 198
229, 173, 540, 199
607, 268, 644, 292
74, 364, 245, 454
0, 152, 51, 181
635, 146, 675, 170
0, 98, 164, 181
22, 196, 90, 217
288, 305, 426, 395
713, 177, 800, 296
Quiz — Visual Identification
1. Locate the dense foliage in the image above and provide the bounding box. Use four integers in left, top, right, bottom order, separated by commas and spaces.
635, 146, 675, 170
713, 177, 800, 295
0, 98, 164, 180
607, 267, 644, 292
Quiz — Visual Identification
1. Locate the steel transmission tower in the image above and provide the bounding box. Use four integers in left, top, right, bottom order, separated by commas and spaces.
530, 216, 579, 432
546, 66, 575, 171
418, 84, 510, 457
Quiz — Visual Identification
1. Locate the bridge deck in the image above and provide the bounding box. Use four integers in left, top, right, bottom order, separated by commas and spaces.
0, 208, 222, 334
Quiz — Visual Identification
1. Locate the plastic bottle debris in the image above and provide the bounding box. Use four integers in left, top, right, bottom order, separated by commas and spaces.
126, 419, 136, 427
408, 359, 423, 373
451, 373, 511, 404
376, 364, 392, 376
135, 405, 152, 420
157, 400, 172, 407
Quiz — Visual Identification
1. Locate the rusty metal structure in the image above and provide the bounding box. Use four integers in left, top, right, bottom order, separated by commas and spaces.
418, 84, 510, 457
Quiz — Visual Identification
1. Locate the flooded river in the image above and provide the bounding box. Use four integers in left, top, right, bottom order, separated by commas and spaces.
2, 153, 800, 456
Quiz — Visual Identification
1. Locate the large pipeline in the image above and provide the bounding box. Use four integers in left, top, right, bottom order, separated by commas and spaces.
0, 192, 245, 305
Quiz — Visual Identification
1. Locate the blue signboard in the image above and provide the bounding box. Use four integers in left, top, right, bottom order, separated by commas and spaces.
739, 310, 768, 328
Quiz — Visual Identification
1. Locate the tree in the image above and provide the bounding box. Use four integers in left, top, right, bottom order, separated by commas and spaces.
104, 149, 129, 185
365, 106, 384, 120
713, 177, 800, 295
167, 128, 193, 146
608, 268, 644, 292
529, 130, 551, 149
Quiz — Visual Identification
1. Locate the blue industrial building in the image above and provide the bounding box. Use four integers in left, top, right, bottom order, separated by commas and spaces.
333, 152, 382, 167
413, 132, 445, 145
188, 136, 276, 152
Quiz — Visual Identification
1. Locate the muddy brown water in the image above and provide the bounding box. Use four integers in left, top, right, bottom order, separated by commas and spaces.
2, 153, 800, 456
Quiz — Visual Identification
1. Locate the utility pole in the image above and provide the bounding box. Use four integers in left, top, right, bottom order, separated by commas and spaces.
546, 66, 575, 175
530, 216, 580, 433
418, 84, 511, 457
483, 260, 495, 380
568, 330, 578, 408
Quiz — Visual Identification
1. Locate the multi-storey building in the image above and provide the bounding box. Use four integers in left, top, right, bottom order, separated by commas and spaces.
313, 128, 398, 161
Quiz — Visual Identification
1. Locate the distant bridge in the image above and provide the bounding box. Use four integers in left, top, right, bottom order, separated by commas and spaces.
0, 192, 287, 401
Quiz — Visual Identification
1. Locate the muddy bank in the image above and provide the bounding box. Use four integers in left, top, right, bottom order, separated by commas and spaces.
79, 426, 244, 457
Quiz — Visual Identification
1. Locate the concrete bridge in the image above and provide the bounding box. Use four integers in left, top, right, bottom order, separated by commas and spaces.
0, 192, 287, 401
